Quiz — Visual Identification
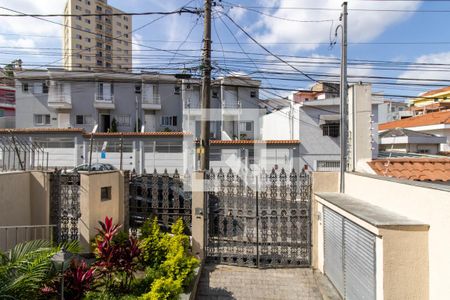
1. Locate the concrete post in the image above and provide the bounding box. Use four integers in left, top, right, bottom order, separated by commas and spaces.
79, 171, 125, 252
311, 172, 339, 269
191, 171, 206, 259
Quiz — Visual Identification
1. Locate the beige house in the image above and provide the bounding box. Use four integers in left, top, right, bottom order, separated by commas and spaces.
63, 0, 132, 71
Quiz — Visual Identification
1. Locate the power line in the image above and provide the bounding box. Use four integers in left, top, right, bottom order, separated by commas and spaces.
0, 7, 203, 17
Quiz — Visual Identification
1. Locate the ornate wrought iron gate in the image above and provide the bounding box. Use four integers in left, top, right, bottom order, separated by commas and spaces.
128, 169, 192, 231
50, 170, 81, 243
207, 168, 311, 268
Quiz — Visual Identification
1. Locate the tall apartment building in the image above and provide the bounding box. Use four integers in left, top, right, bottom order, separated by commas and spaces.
63, 0, 132, 71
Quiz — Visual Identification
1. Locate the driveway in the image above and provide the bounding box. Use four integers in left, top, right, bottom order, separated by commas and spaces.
196, 264, 341, 300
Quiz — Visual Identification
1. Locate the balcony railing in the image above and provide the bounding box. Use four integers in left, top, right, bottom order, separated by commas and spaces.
143, 95, 161, 104
95, 94, 114, 102
48, 95, 72, 109
0, 225, 56, 252
142, 95, 162, 110
94, 94, 115, 109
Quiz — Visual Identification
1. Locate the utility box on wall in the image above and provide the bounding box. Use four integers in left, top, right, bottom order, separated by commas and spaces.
315, 192, 429, 300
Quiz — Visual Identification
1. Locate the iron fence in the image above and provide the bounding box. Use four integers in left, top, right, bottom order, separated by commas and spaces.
0, 134, 48, 172
128, 169, 192, 232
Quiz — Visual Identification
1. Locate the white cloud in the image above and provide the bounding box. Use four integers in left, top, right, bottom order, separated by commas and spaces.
398, 51, 450, 88
132, 33, 143, 67
252, 0, 421, 51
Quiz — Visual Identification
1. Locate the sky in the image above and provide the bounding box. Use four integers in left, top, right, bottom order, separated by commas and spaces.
1, 0, 450, 101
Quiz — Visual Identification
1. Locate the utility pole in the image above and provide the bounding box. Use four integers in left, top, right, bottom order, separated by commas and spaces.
339, 1, 348, 193
199, 0, 212, 171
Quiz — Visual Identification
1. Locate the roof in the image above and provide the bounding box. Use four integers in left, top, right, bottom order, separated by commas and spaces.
0, 128, 192, 137
316, 192, 428, 228
368, 158, 450, 182
379, 110, 450, 130
379, 128, 438, 138
208, 140, 300, 145
0, 128, 84, 134
419, 86, 450, 98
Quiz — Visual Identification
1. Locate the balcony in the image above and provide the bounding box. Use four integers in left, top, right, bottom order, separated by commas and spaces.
142, 95, 161, 110
94, 94, 115, 109
47, 95, 72, 110
222, 101, 241, 115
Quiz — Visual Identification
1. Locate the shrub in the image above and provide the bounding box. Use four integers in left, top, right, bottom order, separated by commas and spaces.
141, 277, 183, 300
63, 258, 95, 300
94, 216, 141, 291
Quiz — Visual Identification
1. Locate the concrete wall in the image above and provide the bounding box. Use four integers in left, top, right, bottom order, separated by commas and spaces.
345, 172, 450, 300
311, 172, 339, 269
79, 170, 125, 251
0, 172, 31, 226
0, 171, 51, 226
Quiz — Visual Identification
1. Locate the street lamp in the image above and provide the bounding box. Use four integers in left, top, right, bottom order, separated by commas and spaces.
51, 248, 73, 300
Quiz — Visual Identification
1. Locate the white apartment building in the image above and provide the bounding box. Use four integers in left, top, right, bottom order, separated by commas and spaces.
63, 0, 132, 71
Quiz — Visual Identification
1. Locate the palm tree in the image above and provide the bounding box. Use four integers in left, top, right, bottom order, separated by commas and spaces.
0, 240, 79, 299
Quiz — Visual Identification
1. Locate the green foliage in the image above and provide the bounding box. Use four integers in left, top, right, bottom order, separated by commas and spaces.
141, 277, 182, 300
0, 239, 80, 299
139, 218, 168, 268
111, 118, 118, 132
139, 218, 199, 299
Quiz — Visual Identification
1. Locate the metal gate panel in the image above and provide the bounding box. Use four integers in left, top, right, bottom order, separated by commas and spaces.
343, 219, 376, 300
207, 168, 311, 268
323, 207, 344, 296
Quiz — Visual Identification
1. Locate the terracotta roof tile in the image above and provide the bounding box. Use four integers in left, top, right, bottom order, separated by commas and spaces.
379, 110, 450, 130
420, 86, 450, 97
368, 158, 450, 182
0, 128, 84, 134
209, 140, 300, 145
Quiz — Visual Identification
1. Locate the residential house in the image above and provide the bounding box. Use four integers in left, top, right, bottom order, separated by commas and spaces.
410, 86, 450, 115
379, 110, 450, 152
182, 75, 264, 140
379, 127, 446, 155
0, 85, 15, 128
261, 83, 382, 171
14, 69, 180, 133
292, 82, 339, 104
377, 100, 411, 123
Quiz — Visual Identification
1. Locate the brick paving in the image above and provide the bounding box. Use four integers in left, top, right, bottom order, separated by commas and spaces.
196, 264, 340, 300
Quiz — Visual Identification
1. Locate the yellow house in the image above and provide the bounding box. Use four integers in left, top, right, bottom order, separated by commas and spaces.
410, 86, 450, 112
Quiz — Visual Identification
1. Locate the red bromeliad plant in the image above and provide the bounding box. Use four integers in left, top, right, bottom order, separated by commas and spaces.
63, 259, 95, 300
94, 216, 141, 290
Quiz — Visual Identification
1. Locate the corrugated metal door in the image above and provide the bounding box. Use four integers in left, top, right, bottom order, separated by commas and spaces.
343, 219, 376, 300
324, 207, 344, 296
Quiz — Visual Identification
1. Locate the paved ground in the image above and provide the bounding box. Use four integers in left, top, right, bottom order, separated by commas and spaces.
196, 264, 341, 300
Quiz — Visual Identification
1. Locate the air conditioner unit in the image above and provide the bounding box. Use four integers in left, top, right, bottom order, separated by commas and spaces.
135, 84, 142, 94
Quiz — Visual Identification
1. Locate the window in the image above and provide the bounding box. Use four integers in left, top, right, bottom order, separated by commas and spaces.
116, 21, 122, 27
106, 45, 111, 50
124, 34, 128, 38
117, 115, 130, 126
239, 121, 253, 132
43, 82, 49, 94
78, 54, 83, 59
124, 16, 129, 21
96, 42, 103, 48
101, 187, 111, 201
174, 86, 181, 95
85, 37, 91, 42
22, 82, 29, 92
96, 60, 103, 66
96, 5, 102, 11
76, 44, 82, 49
322, 123, 340, 137
250, 91, 257, 98
97, 51, 103, 57
212, 90, 218, 98
96, 24, 103, 30
76, 115, 92, 125
77, 16, 82, 21
85, 18, 91, 24
85, 9, 91, 14
106, 62, 111, 68
417, 149, 430, 154
124, 25, 129, 30
75, 5, 82, 10
34, 114, 51, 126
161, 116, 177, 127
85, 0, 90, 4
76, 34, 82, 40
